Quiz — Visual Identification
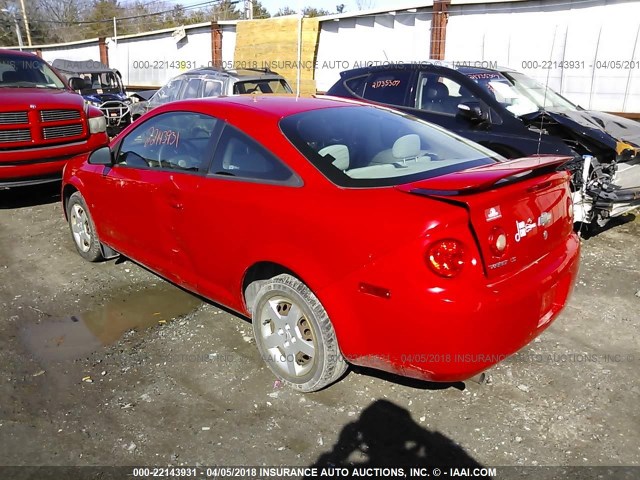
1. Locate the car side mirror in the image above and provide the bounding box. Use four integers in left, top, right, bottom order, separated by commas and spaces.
69, 77, 84, 91
88, 146, 113, 166
458, 101, 489, 123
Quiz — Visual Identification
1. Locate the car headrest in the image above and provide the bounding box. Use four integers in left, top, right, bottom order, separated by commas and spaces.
318, 144, 349, 171
425, 82, 449, 100
392, 134, 421, 160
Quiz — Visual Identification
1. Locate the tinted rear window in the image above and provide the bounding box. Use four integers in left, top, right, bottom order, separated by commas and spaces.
233, 79, 291, 94
279, 106, 500, 188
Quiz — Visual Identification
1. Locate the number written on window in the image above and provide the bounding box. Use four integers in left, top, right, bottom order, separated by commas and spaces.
144, 127, 180, 148
371, 79, 401, 89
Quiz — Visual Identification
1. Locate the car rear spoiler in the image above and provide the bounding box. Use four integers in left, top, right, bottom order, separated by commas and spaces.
395, 155, 572, 197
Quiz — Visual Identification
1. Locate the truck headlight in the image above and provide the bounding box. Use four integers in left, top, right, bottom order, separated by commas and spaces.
89, 116, 107, 134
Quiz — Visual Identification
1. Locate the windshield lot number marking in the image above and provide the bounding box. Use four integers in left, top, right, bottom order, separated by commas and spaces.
144, 127, 180, 148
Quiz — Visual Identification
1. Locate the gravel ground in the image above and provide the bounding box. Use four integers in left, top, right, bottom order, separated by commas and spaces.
0, 183, 638, 479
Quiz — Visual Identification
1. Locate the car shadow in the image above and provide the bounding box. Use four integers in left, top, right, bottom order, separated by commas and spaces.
111, 257, 471, 393
349, 365, 465, 391
0, 182, 60, 209
306, 399, 483, 470
576, 212, 637, 239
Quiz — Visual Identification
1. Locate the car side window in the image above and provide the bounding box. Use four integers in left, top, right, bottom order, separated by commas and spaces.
116, 112, 218, 173
202, 79, 223, 97
210, 125, 295, 183
182, 77, 202, 99
344, 75, 368, 97
361, 70, 413, 106
416, 72, 476, 116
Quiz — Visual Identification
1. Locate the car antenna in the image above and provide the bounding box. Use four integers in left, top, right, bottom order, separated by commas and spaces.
537, 26, 558, 155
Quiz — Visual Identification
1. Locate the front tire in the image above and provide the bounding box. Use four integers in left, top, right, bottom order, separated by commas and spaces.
67, 192, 103, 262
252, 274, 347, 392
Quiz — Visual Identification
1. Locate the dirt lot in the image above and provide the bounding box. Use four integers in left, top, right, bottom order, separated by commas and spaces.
0, 183, 639, 478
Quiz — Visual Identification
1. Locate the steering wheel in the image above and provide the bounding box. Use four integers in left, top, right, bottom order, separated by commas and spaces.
158, 139, 200, 170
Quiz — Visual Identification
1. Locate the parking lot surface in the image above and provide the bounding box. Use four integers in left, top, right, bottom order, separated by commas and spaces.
0, 184, 639, 476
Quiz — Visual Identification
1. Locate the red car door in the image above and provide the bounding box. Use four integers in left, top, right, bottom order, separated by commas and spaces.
171, 123, 302, 310
95, 163, 165, 271
103, 111, 219, 281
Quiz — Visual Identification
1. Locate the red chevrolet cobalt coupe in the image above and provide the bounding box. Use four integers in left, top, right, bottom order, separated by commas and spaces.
62, 96, 580, 391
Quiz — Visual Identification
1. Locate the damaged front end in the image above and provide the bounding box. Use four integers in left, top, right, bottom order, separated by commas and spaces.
567, 154, 640, 227
522, 110, 640, 226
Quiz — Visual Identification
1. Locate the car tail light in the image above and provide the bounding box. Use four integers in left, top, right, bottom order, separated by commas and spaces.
488, 227, 508, 257
426, 239, 465, 278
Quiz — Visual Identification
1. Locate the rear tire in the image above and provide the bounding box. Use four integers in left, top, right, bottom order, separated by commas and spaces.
252, 274, 347, 392
66, 192, 103, 262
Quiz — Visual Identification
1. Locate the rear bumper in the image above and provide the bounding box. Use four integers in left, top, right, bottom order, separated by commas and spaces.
322, 232, 581, 383
0, 132, 108, 186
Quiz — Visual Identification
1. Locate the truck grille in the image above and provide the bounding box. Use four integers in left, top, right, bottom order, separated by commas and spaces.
0, 112, 29, 125
0, 129, 32, 143
0, 108, 85, 148
42, 124, 83, 140
100, 101, 131, 127
40, 109, 82, 122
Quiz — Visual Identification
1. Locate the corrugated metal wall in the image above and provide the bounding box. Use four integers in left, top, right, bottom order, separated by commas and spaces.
445, 0, 640, 112
109, 24, 213, 87
314, 10, 433, 92
315, 0, 640, 112
24, 0, 640, 112
40, 40, 101, 65
35, 22, 236, 89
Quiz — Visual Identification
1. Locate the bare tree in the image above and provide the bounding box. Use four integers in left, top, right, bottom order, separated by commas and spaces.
274, 6, 297, 17
355, 0, 375, 10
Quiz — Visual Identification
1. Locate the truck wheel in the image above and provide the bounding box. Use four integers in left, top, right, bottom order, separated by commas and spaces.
252, 274, 347, 392
66, 192, 103, 262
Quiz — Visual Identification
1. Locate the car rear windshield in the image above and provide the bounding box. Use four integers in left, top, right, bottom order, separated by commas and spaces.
279, 105, 501, 187
233, 79, 291, 94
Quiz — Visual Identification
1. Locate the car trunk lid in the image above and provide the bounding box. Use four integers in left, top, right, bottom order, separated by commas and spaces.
396, 155, 574, 279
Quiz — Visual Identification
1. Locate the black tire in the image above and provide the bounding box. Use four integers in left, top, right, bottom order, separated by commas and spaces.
252, 274, 347, 392
66, 192, 103, 262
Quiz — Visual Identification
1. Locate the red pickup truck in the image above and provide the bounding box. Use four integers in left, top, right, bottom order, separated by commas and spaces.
0, 49, 109, 188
